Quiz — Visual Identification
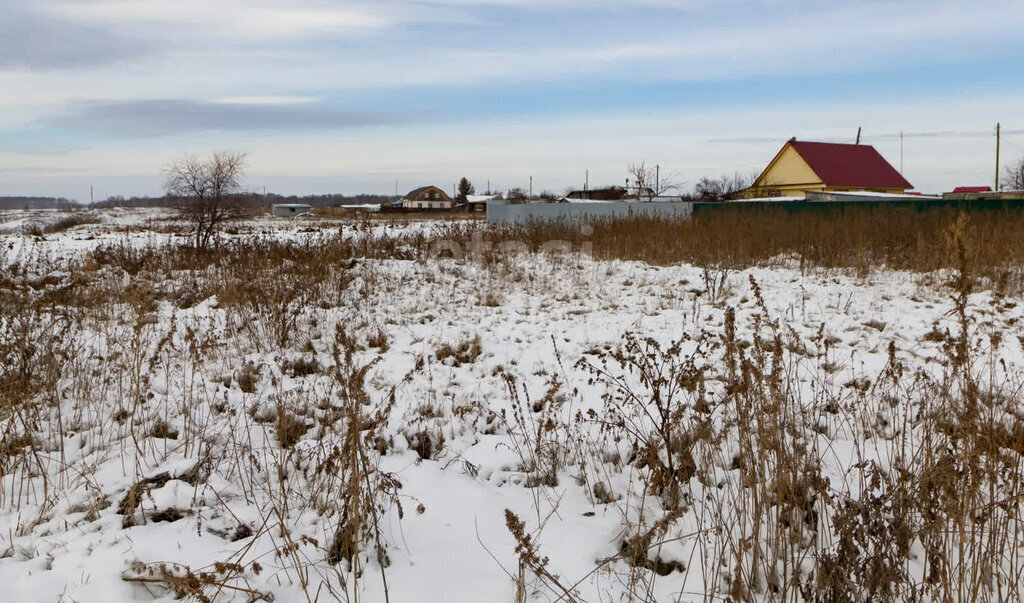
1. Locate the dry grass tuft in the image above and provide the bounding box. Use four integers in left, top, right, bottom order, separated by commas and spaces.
435, 336, 482, 367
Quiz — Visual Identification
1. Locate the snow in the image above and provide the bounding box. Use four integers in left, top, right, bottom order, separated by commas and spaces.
0, 209, 1021, 601
729, 195, 805, 203
806, 190, 942, 199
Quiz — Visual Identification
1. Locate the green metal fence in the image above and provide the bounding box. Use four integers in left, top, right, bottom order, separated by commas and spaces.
692, 197, 1024, 217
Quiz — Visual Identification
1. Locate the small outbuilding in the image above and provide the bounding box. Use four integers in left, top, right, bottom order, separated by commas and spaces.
465, 194, 496, 212
401, 186, 453, 210
272, 203, 313, 217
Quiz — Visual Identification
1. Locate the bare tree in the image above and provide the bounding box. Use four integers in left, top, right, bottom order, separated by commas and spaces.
164, 151, 248, 249
505, 187, 528, 203
1002, 157, 1024, 191
693, 170, 760, 201
626, 161, 677, 200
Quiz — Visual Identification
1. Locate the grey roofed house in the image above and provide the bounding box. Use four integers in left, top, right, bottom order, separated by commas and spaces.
272, 203, 313, 217
400, 185, 453, 209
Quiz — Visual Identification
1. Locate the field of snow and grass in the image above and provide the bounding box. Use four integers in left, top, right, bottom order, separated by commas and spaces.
1, 207, 1023, 602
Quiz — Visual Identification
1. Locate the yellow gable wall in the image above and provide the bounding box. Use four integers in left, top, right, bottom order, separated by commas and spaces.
756, 144, 821, 195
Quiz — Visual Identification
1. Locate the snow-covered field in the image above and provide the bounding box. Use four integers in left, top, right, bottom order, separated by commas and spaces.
1, 209, 1021, 602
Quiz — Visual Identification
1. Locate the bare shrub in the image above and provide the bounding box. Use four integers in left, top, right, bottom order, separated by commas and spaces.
316, 325, 407, 590
501, 373, 573, 489
367, 326, 390, 351
435, 335, 482, 367
275, 408, 309, 449
280, 355, 321, 377
580, 332, 706, 508
236, 361, 260, 393
122, 560, 270, 602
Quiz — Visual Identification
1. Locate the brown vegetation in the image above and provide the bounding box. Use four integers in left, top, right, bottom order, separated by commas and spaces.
3, 206, 1024, 600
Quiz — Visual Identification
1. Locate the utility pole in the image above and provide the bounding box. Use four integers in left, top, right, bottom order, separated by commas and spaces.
855, 127, 861, 144
90, 185, 94, 205
900, 131, 904, 175
996, 122, 1001, 191
655, 164, 660, 196
529, 176, 533, 200
585, 169, 588, 192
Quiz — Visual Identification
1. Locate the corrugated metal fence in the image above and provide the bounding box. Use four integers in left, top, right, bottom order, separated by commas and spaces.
692, 197, 1024, 217
487, 200, 694, 224
488, 198, 1024, 224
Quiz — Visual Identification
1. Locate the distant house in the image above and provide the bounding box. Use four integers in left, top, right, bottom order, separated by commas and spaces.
563, 188, 624, 201
942, 186, 1010, 200
750, 139, 913, 198
272, 203, 312, 217
563, 186, 655, 202
401, 186, 453, 210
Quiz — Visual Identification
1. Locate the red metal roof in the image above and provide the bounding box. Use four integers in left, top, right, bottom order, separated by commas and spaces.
790, 141, 913, 190
952, 186, 992, 193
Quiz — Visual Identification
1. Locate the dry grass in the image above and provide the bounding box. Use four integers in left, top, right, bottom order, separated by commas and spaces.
498, 216, 1024, 601
435, 336, 483, 367
3, 206, 1023, 601
474, 205, 1024, 281
65, 206, 1024, 311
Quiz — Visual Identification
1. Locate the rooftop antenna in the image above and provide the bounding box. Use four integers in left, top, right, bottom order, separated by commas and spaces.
856, 127, 861, 144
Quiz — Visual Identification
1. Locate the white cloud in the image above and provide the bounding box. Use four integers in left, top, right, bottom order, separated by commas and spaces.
3, 0, 1020, 107
48, 0, 395, 39
212, 95, 320, 105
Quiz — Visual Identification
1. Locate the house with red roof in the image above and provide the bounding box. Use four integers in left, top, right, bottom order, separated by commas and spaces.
750, 139, 913, 198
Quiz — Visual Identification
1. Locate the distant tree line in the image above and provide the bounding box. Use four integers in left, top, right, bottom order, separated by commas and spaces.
91, 191, 394, 209
0, 196, 80, 210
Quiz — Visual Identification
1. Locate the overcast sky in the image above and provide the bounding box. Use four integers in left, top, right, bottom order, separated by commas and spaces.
2, 0, 1023, 200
